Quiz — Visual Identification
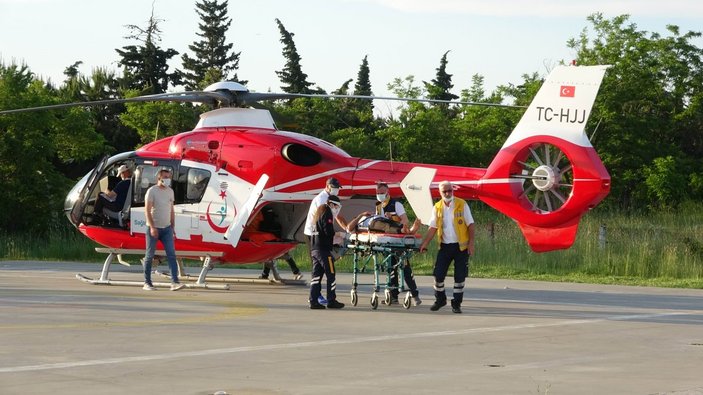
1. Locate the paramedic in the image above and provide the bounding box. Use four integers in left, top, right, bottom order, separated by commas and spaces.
375, 182, 422, 306
419, 181, 475, 314
309, 195, 345, 309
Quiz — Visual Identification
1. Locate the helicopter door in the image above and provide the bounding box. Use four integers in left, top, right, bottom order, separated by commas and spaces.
69, 155, 110, 225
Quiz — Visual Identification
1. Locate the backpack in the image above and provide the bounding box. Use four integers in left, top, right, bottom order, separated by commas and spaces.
356, 215, 403, 234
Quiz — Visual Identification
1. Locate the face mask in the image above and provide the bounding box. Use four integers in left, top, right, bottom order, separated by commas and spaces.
376, 193, 388, 202
443, 196, 454, 205
329, 187, 339, 196
330, 205, 341, 217
161, 178, 172, 188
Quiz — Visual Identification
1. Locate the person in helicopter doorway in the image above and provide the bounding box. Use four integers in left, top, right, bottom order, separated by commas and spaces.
370, 183, 423, 306
93, 164, 132, 223
142, 168, 185, 292
308, 195, 349, 309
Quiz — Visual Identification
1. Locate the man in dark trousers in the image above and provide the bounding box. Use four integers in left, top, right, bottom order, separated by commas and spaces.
308, 195, 345, 309
419, 181, 475, 313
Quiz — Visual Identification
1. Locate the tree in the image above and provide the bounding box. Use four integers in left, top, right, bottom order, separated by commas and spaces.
179, 0, 243, 90
120, 97, 201, 145
275, 18, 316, 94
424, 51, 459, 109
60, 65, 139, 158
352, 55, 373, 114
0, 62, 104, 232
115, 7, 180, 94
568, 13, 703, 209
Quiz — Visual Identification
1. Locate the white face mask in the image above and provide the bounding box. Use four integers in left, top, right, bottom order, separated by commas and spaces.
330, 205, 341, 217
376, 193, 388, 202
329, 187, 339, 196
161, 178, 172, 188
443, 196, 454, 205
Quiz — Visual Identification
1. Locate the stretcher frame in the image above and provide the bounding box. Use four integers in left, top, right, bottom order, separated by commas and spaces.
345, 232, 421, 309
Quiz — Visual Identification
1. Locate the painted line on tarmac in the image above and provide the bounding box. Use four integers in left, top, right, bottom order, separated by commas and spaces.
0, 311, 686, 374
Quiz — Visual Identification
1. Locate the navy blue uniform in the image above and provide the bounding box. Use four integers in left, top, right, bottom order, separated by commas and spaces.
309, 206, 338, 304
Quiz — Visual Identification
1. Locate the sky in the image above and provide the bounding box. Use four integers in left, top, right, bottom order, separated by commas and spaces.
1, 0, 702, 116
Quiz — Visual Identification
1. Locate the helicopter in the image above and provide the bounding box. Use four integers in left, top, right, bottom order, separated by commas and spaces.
0, 65, 610, 277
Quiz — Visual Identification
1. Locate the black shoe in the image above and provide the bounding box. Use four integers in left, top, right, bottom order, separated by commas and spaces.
382, 297, 399, 305
451, 300, 462, 314
309, 301, 326, 309
430, 299, 447, 311
327, 299, 345, 309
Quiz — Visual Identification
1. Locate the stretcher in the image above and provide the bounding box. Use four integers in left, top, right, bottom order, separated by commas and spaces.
345, 232, 421, 309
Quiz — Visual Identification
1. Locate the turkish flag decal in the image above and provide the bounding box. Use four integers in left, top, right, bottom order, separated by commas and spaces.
560, 85, 575, 97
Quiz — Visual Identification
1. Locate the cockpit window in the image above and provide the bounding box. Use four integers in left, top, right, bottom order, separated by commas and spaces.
134, 165, 173, 204
186, 169, 211, 201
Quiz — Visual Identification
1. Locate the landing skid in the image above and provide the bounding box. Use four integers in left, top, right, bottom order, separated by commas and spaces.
78, 248, 229, 290
74, 273, 227, 290
158, 258, 306, 286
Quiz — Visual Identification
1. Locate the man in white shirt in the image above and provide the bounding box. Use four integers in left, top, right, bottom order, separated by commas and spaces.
302, 178, 350, 303
419, 181, 475, 313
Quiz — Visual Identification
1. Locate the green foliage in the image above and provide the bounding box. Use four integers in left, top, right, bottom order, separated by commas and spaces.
60, 66, 139, 155
642, 156, 688, 208
120, 98, 201, 145
275, 18, 317, 94
115, 9, 180, 94
352, 55, 374, 115
569, 13, 703, 209
0, 62, 104, 232
424, 50, 459, 105
179, 0, 243, 90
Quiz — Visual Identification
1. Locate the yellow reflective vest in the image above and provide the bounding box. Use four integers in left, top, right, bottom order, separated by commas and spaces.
434, 198, 471, 251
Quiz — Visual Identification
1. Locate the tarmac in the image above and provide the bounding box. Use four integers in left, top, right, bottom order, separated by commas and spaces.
1, 260, 702, 395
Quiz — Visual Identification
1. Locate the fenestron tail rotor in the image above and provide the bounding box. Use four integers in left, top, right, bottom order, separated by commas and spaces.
511, 143, 574, 213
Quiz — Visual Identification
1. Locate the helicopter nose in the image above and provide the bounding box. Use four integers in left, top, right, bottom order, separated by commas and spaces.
64, 173, 90, 225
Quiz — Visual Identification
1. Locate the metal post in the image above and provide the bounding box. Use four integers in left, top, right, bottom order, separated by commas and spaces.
598, 224, 607, 249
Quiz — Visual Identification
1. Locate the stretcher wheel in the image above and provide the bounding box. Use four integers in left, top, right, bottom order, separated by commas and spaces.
403, 292, 412, 309
351, 290, 358, 306
371, 293, 379, 310
384, 289, 391, 305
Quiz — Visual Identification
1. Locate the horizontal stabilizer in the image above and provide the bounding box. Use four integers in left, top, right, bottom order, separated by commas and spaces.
400, 167, 437, 225
517, 217, 581, 252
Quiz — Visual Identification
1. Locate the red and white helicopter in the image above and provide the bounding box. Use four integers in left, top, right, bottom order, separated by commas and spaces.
2, 65, 610, 285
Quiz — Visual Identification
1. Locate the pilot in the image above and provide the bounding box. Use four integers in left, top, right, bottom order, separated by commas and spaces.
94, 165, 132, 219
419, 181, 475, 314
308, 195, 346, 309
374, 182, 422, 306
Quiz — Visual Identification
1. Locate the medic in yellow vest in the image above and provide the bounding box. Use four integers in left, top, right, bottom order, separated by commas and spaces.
419, 181, 475, 314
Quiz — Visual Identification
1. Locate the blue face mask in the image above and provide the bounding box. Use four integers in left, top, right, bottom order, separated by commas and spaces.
329, 187, 339, 196
161, 178, 172, 188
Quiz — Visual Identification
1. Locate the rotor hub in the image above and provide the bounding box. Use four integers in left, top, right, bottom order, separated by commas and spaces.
532, 165, 557, 191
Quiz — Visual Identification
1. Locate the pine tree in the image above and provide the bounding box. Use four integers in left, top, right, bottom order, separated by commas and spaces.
179, 0, 243, 90
275, 18, 315, 94
353, 55, 373, 113
424, 51, 459, 102
115, 8, 179, 94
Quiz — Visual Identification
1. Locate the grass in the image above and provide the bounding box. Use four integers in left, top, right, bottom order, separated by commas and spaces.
3, 202, 703, 289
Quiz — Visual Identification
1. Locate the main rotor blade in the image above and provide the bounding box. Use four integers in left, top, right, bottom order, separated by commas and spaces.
0, 91, 233, 115
238, 92, 526, 109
